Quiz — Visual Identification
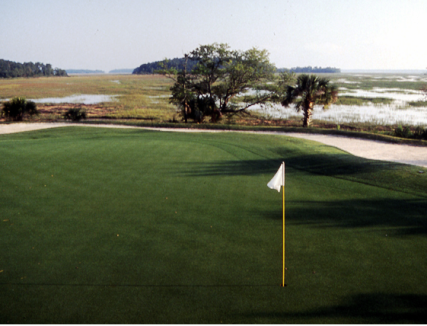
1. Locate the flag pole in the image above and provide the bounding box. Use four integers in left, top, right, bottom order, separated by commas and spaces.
282, 162, 286, 287
266, 161, 287, 287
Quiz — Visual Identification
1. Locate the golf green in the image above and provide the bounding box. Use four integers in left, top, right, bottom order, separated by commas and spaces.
1, 127, 426, 323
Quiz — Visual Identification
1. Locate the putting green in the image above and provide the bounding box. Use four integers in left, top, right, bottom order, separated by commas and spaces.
0, 127, 426, 323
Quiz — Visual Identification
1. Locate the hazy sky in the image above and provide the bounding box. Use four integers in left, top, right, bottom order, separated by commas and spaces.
1, 0, 426, 71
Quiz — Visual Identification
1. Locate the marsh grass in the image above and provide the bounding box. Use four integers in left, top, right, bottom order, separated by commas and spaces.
335, 95, 393, 105
409, 100, 427, 107
2, 73, 427, 128
328, 73, 427, 91
0, 74, 177, 120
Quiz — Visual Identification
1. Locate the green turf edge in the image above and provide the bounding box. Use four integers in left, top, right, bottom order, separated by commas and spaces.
78, 120, 427, 147
2, 120, 427, 146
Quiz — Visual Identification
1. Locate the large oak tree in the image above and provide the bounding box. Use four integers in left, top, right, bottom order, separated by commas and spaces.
159, 43, 293, 123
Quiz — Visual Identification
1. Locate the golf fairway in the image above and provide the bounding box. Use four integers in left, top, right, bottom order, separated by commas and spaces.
0, 127, 426, 323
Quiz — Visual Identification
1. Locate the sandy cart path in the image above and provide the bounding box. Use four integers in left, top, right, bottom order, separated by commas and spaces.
1, 122, 426, 168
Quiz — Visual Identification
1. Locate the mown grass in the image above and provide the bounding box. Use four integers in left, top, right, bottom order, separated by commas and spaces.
0, 127, 426, 323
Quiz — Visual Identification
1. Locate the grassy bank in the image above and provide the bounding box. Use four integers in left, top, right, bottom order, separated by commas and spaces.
1, 127, 426, 323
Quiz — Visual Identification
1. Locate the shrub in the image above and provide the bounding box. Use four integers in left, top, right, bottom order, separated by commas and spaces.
414, 126, 427, 140
394, 125, 403, 137
394, 125, 412, 138
1, 97, 38, 121
64, 108, 87, 121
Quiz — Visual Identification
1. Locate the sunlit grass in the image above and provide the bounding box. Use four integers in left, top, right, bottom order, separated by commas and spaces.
0, 74, 177, 120
0, 127, 426, 323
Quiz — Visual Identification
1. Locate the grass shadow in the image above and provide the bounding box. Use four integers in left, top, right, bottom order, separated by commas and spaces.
239, 293, 427, 323
260, 198, 427, 236
179, 153, 427, 197
179, 154, 394, 177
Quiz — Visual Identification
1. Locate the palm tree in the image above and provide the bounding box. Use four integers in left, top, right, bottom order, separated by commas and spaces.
281, 74, 338, 127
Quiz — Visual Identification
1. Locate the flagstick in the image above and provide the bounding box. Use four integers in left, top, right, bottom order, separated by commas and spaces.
282, 162, 286, 287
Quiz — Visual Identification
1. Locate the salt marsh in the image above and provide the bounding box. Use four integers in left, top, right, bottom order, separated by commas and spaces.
249, 73, 427, 126
29, 94, 118, 104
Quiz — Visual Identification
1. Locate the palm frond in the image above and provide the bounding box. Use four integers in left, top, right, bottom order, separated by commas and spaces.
281, 85, 297, 107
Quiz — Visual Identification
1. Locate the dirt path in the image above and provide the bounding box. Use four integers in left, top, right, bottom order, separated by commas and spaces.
1, 122, 427, 168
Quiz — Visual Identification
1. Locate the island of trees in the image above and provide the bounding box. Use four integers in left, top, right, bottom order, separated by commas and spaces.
133, 58, 198, 74
278, 66, 341, 73
134, 58, 341, 75
0, 59, 67, 78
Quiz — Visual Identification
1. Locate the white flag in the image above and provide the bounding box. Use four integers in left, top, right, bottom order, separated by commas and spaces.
267, 162, 285, 192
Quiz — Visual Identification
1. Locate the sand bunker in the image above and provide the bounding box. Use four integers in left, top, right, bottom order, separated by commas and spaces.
283, 133, 427, 168
1, 123, 426, 168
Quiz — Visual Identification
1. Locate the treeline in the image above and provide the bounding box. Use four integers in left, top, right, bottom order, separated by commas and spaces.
134, 58, 341, 75
278, 66, 341, 73
133, 57, 198, 74
0, 59, 68, 78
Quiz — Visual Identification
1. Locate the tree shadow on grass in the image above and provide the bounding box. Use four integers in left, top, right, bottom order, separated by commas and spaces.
178, 158, 277, 177
179, 153, 397, 177
178, 153, 427, 198
238, 293, 427, 323
259, 198, 427, 237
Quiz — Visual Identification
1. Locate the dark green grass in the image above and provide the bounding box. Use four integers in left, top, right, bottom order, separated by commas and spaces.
329, 74, 427, 91
409, 100, 427, 107
1, 127, 427, 323
335, 95, 394, 105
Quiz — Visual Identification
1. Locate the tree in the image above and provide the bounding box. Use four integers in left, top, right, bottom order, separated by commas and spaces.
157, 55, 196, 123
133, 57, 197, 75
1, 97, 38, 121
280, 74, 338, 127
54, 68, 67, 76
158, 43, 289, 123
42, 64, 53, 76
189, 43, 279, 122
0, 59, 68, 78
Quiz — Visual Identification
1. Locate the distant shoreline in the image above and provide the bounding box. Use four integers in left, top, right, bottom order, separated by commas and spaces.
66, 69, 133, 75
69, 71, 426, 75
342, 69, 427, 74
67, 72, 133, 76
